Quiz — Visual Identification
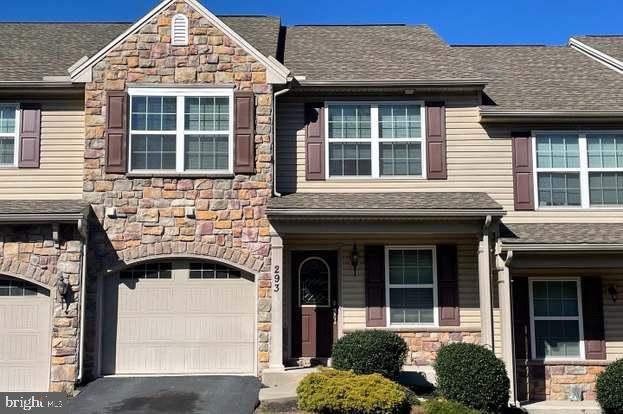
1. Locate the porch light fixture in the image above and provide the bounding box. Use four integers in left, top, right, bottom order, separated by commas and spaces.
351, 244, 359, 276
608, 285, 618, 303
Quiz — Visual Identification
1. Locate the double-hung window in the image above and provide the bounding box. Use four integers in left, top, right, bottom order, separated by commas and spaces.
385, 247, 437, 326
534, 132, 623, 208
129, 88, 233, 173
0, 104, 18, 166
530, 279, 583, 360
326, 102, 425, 178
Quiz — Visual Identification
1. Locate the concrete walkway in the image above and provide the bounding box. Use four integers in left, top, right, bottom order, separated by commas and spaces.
522, 400, 601, 414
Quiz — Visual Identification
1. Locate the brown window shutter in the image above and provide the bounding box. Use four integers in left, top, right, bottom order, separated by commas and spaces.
304, 103, 325, 180
582, 277, 606, 360
105, 91, 127, 174
437, 244, 459, 326
512, 277, 531, 402
234, 91, 255, 174
425, 101, 447, 180
18, 104, 41, 168
512, 132, 535, 211
365, 245, 386, 327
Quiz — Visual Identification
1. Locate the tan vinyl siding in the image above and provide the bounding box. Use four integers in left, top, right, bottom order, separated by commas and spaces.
276, 96, 623, 223
283, 234, 482, 334
0, 100, 84, 200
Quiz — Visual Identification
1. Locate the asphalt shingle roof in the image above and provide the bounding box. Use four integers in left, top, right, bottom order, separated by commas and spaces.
0, 16, 281, 82
456, 45, 623, 112
574, 35, 623, 63
0, 200, 87, 216
283, 25, 483, 82
501, 223, 623, 245
268, 192, 503, 212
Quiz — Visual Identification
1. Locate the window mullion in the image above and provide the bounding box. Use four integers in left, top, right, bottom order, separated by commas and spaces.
579, 134, 590, 208
176, 96, 185, 172
371, 104, 379, 178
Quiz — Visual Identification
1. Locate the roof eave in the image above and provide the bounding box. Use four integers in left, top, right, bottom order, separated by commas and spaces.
0, 212, 86, 223
296, 79, 488, 88
0, 81, 81, 88
479, 109, 623, 123
267, 208, 505, 218
500, 242, 623, 252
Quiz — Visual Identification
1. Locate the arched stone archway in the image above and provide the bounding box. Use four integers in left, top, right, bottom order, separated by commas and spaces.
0, 258, 56, 289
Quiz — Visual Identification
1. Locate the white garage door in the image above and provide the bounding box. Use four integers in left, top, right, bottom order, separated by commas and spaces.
103, 261, 255, 375
0, 277, 50, 392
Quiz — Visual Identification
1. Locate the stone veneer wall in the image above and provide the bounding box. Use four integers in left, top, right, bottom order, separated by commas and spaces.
399, 331, 481, 366
527, 363, 606, 401
0, 224, 83, 393
82, 0, 274, 377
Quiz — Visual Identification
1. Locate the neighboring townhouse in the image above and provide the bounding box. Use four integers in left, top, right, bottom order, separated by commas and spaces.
0, 0, 622, 408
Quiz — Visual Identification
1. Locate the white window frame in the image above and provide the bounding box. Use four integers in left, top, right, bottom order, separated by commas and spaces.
325, 101, 427, 180
385, 246, 438, 328
297, 256, 331, 308
528, 277, 585, 361
533, 130, 623, 209
0, 103, 20, 168
128, 88, 234, 174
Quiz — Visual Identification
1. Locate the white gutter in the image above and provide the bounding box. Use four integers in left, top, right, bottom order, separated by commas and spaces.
569, 37, 623, 74
0, 81, 79, 88
480, 109, 623, 121
500, 243, 623, 252
76, 219, 88, 383
267, 208, 505, 217
298, 79, 488, 87
272, 88, 291, 197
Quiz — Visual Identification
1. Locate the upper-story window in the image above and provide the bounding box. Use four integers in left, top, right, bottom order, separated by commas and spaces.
326, 102, 425, 178
535, 132, 623, 208
0, 104, 18, 166
128, 88, 233, 174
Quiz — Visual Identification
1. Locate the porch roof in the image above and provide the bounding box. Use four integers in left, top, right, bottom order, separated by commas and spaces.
0, 200, 88, 222
267, 192, 504, 218
500, 223, 623, 250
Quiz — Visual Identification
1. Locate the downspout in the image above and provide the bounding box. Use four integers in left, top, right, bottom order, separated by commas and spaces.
76, 218, 88, 383
272, 87, 291, 197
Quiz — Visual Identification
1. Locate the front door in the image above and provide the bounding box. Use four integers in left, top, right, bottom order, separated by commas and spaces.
291, 251, 338, 358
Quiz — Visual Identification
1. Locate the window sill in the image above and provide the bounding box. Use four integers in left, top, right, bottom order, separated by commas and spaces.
325, 177, 427, 181
344, 326, 479, 333
526, 359, 609, 366
127, 172, 235, 179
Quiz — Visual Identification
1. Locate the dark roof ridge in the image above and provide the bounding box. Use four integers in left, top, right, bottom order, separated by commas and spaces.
453, 44, 550, 48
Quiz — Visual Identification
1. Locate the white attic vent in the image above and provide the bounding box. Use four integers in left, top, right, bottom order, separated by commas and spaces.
171, 14, 189, 46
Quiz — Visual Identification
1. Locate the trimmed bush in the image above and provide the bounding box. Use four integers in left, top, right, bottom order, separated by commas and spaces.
297, 369, 410, 414
597, 359, 623, 414
422, 399, 480, 414
331, 330, 408, 379
434, 343, 509, 414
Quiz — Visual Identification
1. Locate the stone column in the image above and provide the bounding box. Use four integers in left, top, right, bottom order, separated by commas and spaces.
268, 226, 285, 371
478, 223, 493, 349
496, 249, 516, 404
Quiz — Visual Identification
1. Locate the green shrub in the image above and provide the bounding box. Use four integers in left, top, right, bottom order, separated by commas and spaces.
297, 369, 410, 414
331, 330, 408, 379
434, 343, 509, 414
597, 359, 623, 414
422, 399, 480, 414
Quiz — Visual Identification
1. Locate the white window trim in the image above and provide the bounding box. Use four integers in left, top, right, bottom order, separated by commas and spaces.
324, 101, 427, 180
532, 130, 623, 209
0, 103, 20, 168
128, 88, 234, 174
528, 277, 585, 362
385, 245, 438, 328
297, 256, 331, 308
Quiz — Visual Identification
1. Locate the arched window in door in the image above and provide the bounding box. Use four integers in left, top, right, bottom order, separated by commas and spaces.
298, 257, 330, 307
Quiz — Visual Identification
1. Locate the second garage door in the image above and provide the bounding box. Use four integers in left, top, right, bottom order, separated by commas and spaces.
102, 261, 255, 375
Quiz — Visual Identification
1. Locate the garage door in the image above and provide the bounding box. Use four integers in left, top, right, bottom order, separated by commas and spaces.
103, 261, 255, 375
0, 276, 50, 391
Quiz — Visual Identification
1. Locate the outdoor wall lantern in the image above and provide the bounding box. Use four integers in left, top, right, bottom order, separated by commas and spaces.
608, 285, 618, 303
55, 274, 72, 313
351, 244, 359, 276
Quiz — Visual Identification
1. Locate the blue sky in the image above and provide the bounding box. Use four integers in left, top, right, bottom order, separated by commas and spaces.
3, 0, 623, 45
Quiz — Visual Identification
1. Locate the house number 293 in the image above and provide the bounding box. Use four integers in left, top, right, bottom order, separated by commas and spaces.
273, 265, 280, 293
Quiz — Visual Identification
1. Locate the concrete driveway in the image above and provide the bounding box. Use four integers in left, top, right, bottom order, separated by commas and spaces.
67, 376, 261, 414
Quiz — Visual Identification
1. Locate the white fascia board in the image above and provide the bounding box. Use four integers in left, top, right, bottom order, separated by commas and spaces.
569, 37, 623, 74
69, 0, 290, 84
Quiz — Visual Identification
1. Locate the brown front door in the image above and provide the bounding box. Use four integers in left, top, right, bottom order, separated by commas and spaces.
291, 251, 338, 358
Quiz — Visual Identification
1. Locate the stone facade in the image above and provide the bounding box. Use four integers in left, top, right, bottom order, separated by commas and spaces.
0, 224, 84, 393
82, 0, 274, 377
399, 331, 481, 366
528, 363, 606, 401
